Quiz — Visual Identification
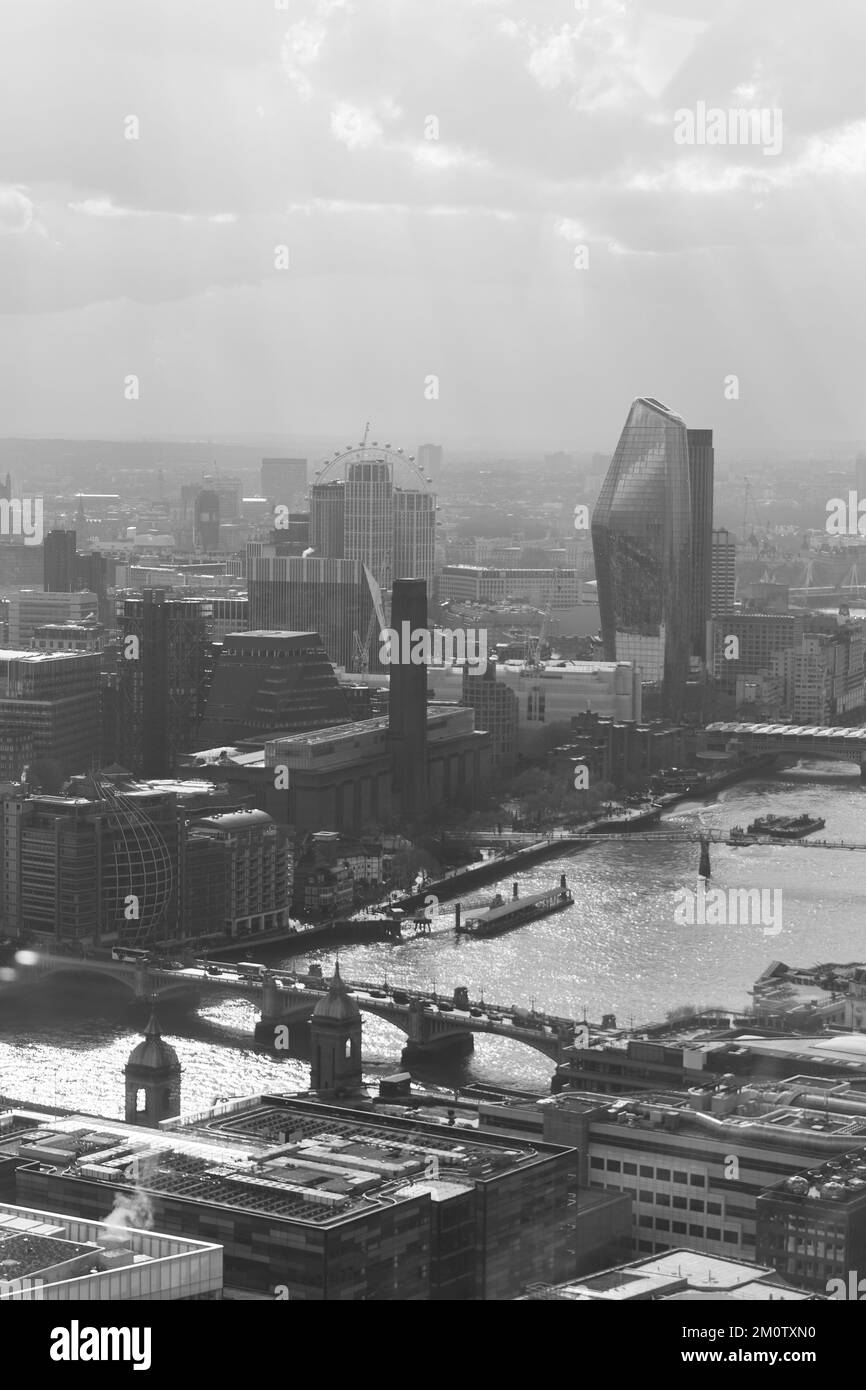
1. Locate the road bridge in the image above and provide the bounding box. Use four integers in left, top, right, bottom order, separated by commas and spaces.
2, 952, 581, 1066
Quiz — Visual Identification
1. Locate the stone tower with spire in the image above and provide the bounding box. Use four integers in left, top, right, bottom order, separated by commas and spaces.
124, 1012, 181, 1125
310, 964, 363, 1098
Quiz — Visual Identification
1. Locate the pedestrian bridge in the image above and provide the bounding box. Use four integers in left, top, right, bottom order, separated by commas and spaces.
703, 722, 866, 771
2, 951, 581, 1065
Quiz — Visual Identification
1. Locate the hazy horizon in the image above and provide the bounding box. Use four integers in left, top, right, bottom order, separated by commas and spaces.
1, 0, 865, 450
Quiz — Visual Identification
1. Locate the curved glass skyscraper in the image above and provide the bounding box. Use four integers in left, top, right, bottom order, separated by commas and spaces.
592, 397, 692, 715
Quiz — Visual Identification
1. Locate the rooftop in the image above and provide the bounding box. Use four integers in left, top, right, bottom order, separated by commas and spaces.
523, 1249, 814, 1302
2, 1099, 565, 1229
0, 1200, 222, 1301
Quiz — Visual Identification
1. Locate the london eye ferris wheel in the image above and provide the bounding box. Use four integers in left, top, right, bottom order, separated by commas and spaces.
312, 426, 434, 491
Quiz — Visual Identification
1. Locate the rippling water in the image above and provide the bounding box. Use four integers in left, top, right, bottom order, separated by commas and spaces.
2, 760, 863, 1110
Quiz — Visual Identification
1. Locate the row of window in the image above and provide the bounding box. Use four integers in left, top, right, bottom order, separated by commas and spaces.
636, 1216, 745, 1244
601, 1182, 723, 1216
590, 1156, 705, 1186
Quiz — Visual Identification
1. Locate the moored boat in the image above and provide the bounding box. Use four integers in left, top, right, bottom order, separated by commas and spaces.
455, 875, 574, 937
746, 813, 826, 839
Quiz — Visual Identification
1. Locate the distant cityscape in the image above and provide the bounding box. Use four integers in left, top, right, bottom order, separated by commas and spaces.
3, 0, 866, 1326
2, 406, 866, 1307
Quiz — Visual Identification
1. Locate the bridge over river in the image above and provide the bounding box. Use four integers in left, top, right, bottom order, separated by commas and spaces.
2, 951, 585, 1066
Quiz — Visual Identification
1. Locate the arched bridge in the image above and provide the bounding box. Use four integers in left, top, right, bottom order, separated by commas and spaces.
1, 952, 581, 1065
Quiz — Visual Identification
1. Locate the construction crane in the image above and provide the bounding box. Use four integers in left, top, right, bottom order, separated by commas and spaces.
351, 563, 389, 673
352, 609, 378, 674
523, 581, 560, 670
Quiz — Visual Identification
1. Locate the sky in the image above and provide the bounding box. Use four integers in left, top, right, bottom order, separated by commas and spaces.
1, 0, 865, 451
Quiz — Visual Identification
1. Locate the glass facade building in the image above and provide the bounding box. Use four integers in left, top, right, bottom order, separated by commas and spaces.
592, 397, 692, 715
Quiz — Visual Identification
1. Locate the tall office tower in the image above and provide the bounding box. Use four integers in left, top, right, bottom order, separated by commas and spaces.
43, 529, 76, 592
392, 488, 436, 584
198, 631, 350, 747
0, 650, 101, 779
248, 551, 381, 671
687, 429, 714, 662
345, 459, 393, 584
118, 590, 212, 777
194, 490, 220, 551
388, 578, 428, 817
309, 481, 345, 557
592, 397, 692, 716
417, 443, 443, 489
261, 457, 308, 511
711, 528, 737, 616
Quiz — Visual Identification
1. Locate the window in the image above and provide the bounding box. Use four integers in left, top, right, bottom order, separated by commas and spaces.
640, 1165, 653, 1178
590, 1157, 604, 1170
690, 1173, 705, 1187
639, 1190, 653, 1203
672, 1222, 686, 1235
673, 1170, 688, 1184
655, 1219, 670, 1233
689, 1199, 704, 1213
707, 1227, 722, 1242
688, 1224, 703, 1238
606, 1159, 621, 1172
656, 1194, 670, 1207
657, 1168, 671, 1182
623, 1162, 637, 1175
639, 1215, 653, 1228
707, 1201, 722, 1215
724, 1230, 739, 1244
673, 1196, 687, 1210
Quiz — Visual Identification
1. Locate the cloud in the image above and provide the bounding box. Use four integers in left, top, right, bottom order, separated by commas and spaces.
329, 102, 385, 150
0, 186, 34, 234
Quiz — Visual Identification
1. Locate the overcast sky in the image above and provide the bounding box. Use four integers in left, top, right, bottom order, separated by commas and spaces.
0, 0, 864, 451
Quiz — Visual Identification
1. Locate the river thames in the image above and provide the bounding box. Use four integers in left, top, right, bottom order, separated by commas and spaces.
2, 760, 864, 1115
